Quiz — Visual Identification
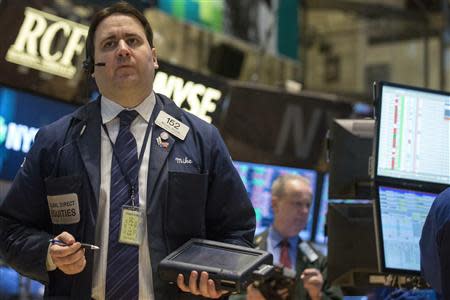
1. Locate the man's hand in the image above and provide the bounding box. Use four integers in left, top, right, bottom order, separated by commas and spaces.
49, 231, 86, 275
177, 271, 228, 299
301, 268, 323, 300
246, 283, 266, 300
247, 283, 289, 300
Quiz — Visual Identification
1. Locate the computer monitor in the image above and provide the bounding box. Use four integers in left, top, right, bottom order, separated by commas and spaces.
233, 161, 317, 240
373, 81, 450, 190
327, 202, 381, 288
328, 118, 374, 199
374, 185, 437, 274
314, 173, 373, 245
0, 85, 79, 180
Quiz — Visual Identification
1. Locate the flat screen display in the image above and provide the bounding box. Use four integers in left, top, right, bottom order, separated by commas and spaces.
233, 161, 317, 240
173, 244, 259, 271
375, 82, 450, 186
0, 85, 78, 180
376, 185, 437, 273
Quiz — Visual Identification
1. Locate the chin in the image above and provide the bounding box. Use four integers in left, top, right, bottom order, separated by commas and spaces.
283, 228, 300, 238
115, 77, 139, 87
292, 225, 305, 236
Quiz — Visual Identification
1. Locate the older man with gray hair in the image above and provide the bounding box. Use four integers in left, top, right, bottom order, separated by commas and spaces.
233, 174, 343, 300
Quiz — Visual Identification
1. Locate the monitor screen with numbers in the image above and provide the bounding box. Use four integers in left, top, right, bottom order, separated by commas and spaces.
374, 81, 450, 190
233, 161, 317, 240
374, 184, 437, 274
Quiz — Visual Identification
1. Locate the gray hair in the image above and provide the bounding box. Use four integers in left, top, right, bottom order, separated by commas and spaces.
271, 174, 311, 198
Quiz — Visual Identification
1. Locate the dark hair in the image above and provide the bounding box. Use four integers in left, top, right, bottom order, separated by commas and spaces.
84, 1, 154, 73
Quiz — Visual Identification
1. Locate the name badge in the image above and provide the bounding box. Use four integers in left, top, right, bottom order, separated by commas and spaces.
47, 193, 80, 224
155, 111, 189, 141
119, 206, 144, 246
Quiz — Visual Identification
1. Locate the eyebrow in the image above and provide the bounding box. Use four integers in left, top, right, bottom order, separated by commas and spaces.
99, 32, 142, 44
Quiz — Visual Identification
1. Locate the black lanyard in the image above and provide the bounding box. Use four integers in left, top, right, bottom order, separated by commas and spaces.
101, 113, 152, 206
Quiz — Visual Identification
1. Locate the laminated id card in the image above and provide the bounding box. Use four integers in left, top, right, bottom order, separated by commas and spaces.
119, 206, 144, 246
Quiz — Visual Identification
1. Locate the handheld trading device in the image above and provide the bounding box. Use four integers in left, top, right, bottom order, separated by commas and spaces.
158, 239, 273, 293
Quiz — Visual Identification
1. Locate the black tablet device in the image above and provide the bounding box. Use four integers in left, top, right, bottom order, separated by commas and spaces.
158, 239, 273, 293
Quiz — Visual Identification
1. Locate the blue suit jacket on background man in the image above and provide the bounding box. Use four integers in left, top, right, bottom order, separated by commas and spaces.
0, 93, 255, 299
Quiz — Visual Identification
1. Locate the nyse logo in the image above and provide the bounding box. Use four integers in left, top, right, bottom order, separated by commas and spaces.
6, 7, 88, 79
0, 117, 38, 153
154, 71, 222, 123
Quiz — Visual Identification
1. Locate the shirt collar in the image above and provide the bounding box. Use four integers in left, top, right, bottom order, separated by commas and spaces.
101, 92, 156, 124
269, 226, 299, 248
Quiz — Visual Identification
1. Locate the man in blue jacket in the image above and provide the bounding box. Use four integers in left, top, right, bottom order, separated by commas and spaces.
0, 2, 255, 299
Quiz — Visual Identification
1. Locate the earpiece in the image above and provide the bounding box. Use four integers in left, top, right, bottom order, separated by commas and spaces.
83, 57, 105, 74
83, 57, 95, 74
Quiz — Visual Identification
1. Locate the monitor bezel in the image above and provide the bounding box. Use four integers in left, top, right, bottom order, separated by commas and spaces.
373, 80, 450, 192
373, 182, 437, 275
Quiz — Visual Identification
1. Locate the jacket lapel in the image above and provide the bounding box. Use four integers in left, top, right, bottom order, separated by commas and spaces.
146, 94, 180, 205
75, 99, 101, 209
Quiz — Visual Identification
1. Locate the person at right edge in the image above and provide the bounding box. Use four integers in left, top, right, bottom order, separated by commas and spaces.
231, 174, 343, 300
420, 187, 450, 299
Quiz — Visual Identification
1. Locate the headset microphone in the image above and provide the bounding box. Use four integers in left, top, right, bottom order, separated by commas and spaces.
82, 59, 106, 73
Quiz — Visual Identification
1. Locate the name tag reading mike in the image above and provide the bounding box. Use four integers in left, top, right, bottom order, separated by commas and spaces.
155, 111, 189, 141
119, 206, 144, 246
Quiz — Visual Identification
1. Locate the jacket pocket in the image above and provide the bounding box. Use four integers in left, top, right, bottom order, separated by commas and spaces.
45, 175, 82, 230
166, 171, 208, 246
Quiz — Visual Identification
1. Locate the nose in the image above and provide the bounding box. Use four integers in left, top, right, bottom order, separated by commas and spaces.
117, 39, 130, 57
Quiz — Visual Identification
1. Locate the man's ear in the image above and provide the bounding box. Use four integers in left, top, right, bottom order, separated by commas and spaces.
152, 48, 159, 69
271, 196, 279, 212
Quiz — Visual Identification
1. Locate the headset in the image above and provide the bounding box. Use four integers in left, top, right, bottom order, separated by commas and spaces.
82, 33, 105, 74
82, 55, 105, 75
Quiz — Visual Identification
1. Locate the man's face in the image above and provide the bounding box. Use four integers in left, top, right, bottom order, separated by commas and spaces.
272, 179, 312, 238
92, 13, 158, 97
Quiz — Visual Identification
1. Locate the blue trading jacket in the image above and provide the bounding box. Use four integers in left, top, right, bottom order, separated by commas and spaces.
0, 93, 255, 299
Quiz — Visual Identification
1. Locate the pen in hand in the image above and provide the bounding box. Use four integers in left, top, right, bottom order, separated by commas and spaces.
49, 239, 100, 250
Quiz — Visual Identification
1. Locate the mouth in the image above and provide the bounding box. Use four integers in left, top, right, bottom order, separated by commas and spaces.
116, 64, 133, 70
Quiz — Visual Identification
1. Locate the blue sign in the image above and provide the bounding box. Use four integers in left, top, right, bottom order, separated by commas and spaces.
0, 86, 78, 180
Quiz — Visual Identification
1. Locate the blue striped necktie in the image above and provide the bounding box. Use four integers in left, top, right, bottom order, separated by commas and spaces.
106, 110, 139, 299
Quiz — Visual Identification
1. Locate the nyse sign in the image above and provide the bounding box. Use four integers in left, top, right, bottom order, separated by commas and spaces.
6, 7, 88, 79
0, 116, 38, 154
220, 85, 352, 168
154, 71, 222, 123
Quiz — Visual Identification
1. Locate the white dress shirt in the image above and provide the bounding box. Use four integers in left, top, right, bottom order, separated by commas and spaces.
91, 92, 156, 300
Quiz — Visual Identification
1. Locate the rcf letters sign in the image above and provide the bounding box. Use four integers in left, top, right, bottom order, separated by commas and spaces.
6, 7, 88, 79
